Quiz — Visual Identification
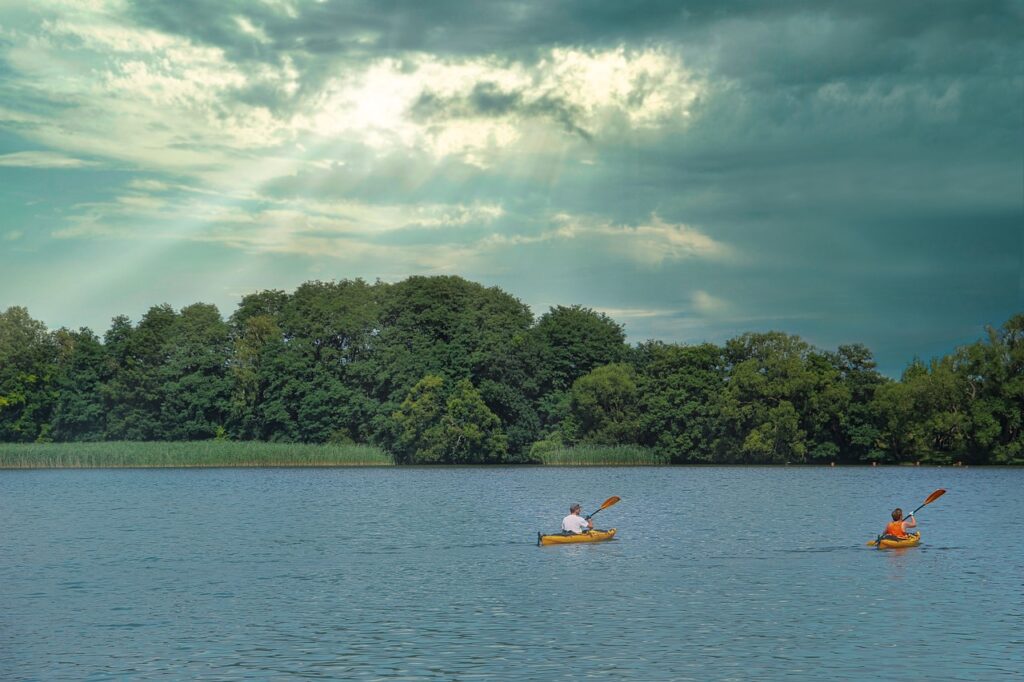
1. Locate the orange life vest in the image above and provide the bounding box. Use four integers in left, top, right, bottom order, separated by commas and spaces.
884, 521, 907, 538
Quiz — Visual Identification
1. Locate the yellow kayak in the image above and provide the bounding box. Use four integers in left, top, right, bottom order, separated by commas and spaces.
538, 529, 617, 546
868, 531, 921, 549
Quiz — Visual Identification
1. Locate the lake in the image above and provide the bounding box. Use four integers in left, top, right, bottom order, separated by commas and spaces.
2, 466, 1021, 680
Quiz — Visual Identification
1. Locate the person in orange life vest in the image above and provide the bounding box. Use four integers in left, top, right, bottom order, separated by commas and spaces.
561, 503, 594, 534
882, 507, 917, 539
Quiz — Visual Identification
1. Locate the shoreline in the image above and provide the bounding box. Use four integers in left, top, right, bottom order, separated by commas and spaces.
0, 442, 1011, 469
2, 462, 1014, 470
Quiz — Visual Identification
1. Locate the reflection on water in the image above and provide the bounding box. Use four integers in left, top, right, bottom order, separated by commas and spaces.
1, 466, 1022, 679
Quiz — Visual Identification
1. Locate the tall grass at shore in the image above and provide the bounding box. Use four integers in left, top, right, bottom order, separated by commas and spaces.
0, 441, 394, 468
538, 445, 668, 466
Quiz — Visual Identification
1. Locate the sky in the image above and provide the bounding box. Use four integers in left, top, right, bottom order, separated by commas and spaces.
0, 0, 1021, 377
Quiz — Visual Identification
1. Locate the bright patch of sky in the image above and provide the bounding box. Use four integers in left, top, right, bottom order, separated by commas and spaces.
0, 0, 1020, 375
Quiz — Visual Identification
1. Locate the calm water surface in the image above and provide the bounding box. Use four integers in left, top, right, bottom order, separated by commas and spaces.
2, 466, 1022, 680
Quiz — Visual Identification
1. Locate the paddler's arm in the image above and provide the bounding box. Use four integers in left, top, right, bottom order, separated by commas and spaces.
904, 514, 917, 529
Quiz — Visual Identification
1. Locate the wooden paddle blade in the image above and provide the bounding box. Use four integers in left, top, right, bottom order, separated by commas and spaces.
923, 489, 946, 505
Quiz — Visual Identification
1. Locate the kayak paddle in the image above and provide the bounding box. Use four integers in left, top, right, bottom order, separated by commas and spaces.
585, 496, 621, 520
866, 488, 946, 546
907, 488, 946, 517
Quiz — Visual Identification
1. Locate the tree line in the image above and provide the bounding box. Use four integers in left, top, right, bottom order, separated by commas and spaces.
1, 276, 1020, 464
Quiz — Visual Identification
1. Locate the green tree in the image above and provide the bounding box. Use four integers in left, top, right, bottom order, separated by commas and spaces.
227, 310, 282, 439
160, 303, 233, 440
801, 351, 849, 462
255, 280, 381, 443
252, 338, 307, 442
292, 364, 377, 444
476, 374, 541, 462
391, 374, 447, 463
739, 401, 804, 462
432, 378, 508, 463
828, 344, 888, 462
565, 363, 639, 445
954, 315, 1024, 463
916, 357, 970, 462
872, 357, 969, 464
366, 276, 533, 450
872, 363, 925, 462
0, 307, 56, 442
391, 375, 508, 463
713, 332, 828, 463
102, 305, 178, 440
528, 305, 628, 431
50, 328, 107, 441
368, 276, 532, 401
230, 289, 289, 329
279, 280, 380, 367
634, 342, 725, 462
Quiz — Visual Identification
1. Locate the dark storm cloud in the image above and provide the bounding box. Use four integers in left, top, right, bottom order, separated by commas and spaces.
3, 1, 1018, 377
124, 1, 1021, 64
125, 0, 684, 59
120, 0, 1023, 137
411, 83, 593, 140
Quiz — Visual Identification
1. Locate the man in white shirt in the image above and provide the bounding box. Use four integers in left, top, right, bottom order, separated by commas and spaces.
561, 503, 594, 534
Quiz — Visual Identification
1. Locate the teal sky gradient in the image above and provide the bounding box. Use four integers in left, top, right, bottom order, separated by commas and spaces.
1, 0, 1021, 376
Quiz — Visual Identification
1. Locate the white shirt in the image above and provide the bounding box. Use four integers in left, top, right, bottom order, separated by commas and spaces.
561, 513, 590, 534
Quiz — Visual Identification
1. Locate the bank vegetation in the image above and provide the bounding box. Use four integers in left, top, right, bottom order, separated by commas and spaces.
1, 276, 1021, 466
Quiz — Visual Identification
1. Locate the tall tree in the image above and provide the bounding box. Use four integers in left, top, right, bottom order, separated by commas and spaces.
102, 305, 177, 440
230, 289, 289, 330
715, 332, 858, 463
256, 280, 381, 442
871, 357, 970, 464
992, 314, 1024, 463
434, 378, 509, 463
50, 327, 107, 441
391, 375, 508, 464
0, 307, 56, 442
565, 363, 640, 445
228, 308, 283, 440
160, 303, 233, 440
872, 361, 925, 462
528, 305, 628, 431
955, 315, 1024, 463
390, 374, 446, 463
828, 344, 888, 462
634, 342, 725, 462
366, 276, 533, 447
475, 331, 544, 460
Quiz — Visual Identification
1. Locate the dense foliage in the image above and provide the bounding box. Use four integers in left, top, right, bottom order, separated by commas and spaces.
1, 277, 1020, 464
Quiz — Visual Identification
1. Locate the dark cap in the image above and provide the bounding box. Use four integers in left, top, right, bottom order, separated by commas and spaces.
570, 503, 582, 512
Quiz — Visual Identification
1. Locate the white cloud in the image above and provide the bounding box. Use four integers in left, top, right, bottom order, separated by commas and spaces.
48, 177, 733, 278
1, 8, 299, 178
52, 183, 506, 247
1, 4, 723, 279
692, 290, 730, 315
542, 47, 699, 128
259, 0, 300, 19
551, 213, 733, 264
0, 4, 706, 182
0, 151, 98, 168
301, 47, 703, 164
594, 307, 675, 318
234, 16, 271, 44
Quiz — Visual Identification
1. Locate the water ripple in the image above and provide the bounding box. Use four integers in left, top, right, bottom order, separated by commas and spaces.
1, 466, 1022, 679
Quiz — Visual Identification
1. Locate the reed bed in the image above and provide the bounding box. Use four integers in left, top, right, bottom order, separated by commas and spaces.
539, 445, 668, 466
0, 441, 394, 468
